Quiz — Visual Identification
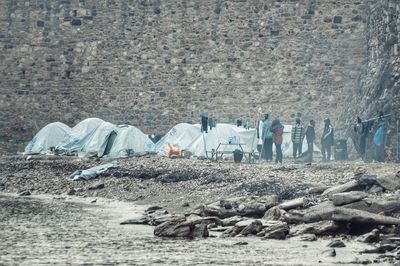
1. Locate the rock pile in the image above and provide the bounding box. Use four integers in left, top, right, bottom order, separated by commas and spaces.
147, 171, 400, 264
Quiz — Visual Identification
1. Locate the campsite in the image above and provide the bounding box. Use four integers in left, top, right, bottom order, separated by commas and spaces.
24, 118, 321, 162
0, 119, 399, 265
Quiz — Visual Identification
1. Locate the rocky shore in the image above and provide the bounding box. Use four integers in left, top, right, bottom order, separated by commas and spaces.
1, 155, 400, 264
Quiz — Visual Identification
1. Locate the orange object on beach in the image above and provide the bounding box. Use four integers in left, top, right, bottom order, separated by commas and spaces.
167, 143, 181, 158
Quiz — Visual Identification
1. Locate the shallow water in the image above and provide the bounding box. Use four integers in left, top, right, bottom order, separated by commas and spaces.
0, 194, 386, 265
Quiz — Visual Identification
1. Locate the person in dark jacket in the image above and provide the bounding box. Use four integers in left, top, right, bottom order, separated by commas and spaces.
305, 120, 316, 162
291, 118, 305, 158
261, 114, 273, 161
321, 118, 334, 162
271, 118, 284, 164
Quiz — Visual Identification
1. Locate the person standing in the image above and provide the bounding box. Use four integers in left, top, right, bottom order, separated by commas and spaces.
271, 118, 284, 164
261, 114, 273, 161
291, 118, 305, 158
321, 118, 334, 162
305, 120, 316, 162
373, 115, 386, 162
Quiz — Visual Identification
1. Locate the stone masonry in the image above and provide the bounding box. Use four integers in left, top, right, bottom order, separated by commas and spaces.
0, 0, 372, 152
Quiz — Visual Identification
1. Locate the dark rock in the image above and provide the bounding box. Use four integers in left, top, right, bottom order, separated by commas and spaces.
181, 202, 190, 207
198, 204, 238, 219
328, 239, 346, 248
120, 217, 149, 225
342, 199, 400, 215
192, 223, 209, 238
260, 221, 289, 240
263, 206, 286, 221
322, 180, 360, 196
299, 234, 317, 241
71, 19, 82, 26
154, 216, 219, 238
36, 21, 45, 27
18, 190, 31, 196
146, 205, 163, 212
376, 173, 400, 191
88, 183, 104, 190
290, 221, 347, 236
331, 191, 368, 206
153, 217, 191, 237
322, 248, 336, 257
234, 241, 248, 245
357, 174, 378, 187
239, 202, 267, 217
283, 210, 305, 224
239, 220, 263, 236
359, 229, 380, 243
333, 16, 342, 23
221, 216, 246, 226
303, 201, 336, 223
67, 188, 76, 195
360, 244, 397, 254
149, 214, 185, 226
368, 185, 384, 193
332, 207, 400, 225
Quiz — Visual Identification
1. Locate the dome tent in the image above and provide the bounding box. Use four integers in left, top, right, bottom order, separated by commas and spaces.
56, 118, 104, 154
155, 123, 202, 156
25, 122, 72, 155
107, 125, 156, 158
80, 121, 118, 157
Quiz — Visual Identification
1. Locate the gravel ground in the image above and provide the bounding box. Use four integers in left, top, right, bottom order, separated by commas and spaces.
0, 155, 398, 212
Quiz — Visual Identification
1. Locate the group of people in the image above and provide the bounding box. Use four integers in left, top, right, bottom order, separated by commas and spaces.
258, 114, 335, 163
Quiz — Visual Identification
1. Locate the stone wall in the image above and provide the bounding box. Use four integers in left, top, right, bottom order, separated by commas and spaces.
0, 0, 369, 152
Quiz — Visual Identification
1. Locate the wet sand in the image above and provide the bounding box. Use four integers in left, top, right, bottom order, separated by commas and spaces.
0, 194, 384, 266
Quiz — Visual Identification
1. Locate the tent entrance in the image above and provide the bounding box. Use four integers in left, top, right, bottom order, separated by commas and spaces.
103, 131, 118, 156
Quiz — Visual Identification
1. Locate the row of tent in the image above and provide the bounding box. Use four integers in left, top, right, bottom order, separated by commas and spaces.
25, 118, 321, 159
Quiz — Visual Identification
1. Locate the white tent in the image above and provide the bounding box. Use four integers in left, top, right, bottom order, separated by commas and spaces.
155, 123, 202, 156
56, 118, 104, 154
80, 121, 118, 157
25, 122, 72, 154
107, 125, 156, 158
186, 123, 258, 158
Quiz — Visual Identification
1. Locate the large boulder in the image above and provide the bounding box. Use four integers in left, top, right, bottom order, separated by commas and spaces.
263, 206, 286, 221
332, 207, 400, 225
342, 199, 400, 215
376, 172, 400, 191
278, 197, 309, 211
221, 216, 247, 227
239, 220, 264, 236
322, 180, 360, 196
290, 220, 347, 236
149, 214, 186, 226
153, 217, 190, 237
358, 229, 380, 243
330, 191, 368, 206
198, 204, 238, 219
259, 221, 290, 240
238, 195, 279, 218
154, 216, 221, 238
238, 202, 267, 218
302, 201, 336, 223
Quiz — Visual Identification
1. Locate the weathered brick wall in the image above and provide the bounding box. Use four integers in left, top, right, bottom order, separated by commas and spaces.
0, 0, 369, 153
